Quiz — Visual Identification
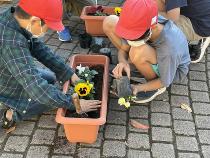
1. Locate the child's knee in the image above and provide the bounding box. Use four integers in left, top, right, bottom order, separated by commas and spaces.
103, 15, 119, 33
129, 47, 146, 64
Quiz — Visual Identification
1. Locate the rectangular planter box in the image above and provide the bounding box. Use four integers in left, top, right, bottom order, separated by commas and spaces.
56, 54, 109, 144
80, 6, 115, 36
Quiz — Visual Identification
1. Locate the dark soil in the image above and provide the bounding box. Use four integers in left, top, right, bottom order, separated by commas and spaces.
65, 65, 104, 119
87, 12, 110, 16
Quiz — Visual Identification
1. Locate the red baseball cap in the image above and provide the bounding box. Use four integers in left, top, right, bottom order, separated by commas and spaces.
18, 0, 64, 31
116, 0, 158, 40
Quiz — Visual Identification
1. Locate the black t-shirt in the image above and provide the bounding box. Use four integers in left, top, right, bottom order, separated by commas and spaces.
165, 0, 210, 37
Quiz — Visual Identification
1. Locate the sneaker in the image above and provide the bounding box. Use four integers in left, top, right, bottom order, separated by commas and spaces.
190, 37, 210, 63
133, 87, 166, 104
57, 27, 72, 42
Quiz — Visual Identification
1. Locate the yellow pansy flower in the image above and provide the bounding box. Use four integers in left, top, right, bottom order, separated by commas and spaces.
118, 97, 126, 106
74, 82, 91, 97
124, 102, 130, 108
115, 7, 122, 16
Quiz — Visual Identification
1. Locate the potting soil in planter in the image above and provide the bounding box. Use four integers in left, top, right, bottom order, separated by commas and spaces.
65, 65, 104, 119
87, 6, 110, 16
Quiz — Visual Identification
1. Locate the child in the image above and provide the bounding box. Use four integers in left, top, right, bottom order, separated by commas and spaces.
103, 0, 190, 103
0, 0, 101, 132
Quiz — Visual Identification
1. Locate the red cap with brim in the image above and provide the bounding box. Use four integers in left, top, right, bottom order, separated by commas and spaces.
115, 0, 158, 40
116, 23, 147, 40
44, 20, 64, 31
19, 0, 64, 31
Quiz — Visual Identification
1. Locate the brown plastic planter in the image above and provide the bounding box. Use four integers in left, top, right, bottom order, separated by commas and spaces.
56, 54, 109, 144
80, 6, 115, 36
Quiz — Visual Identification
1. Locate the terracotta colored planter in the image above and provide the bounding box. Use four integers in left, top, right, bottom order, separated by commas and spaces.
56, 54, 109, 144
80, 6, 115, 36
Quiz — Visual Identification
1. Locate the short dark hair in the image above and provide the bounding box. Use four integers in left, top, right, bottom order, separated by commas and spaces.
15, 6, 31, 19
130, 29, 151, 41
15, 6, 45, 26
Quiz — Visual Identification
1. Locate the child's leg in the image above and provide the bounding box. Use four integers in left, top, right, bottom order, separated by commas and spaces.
6, 69, 57, 122
13, 102, 56, 122
129, 44, 158, 81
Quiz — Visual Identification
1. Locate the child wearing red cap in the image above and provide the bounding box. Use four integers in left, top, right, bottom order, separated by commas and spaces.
103, 0, 190, 103
155, 0, 210, 63
0, 0, 101, 133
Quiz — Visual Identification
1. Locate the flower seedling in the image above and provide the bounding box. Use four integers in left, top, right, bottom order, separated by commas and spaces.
118, 96, 136, 108
73, 64, 98, 100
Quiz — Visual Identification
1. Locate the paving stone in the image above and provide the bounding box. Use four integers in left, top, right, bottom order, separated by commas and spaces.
198, 130, 210, 144
150, 101, 170, 113
171, 85, 189, 96
31, 129, 55, 145
103, 141, 126, 157
0, 130, 7, 144
53, 137, 76, 155
208, 52, 210, 60
111, 54, 119, 65
55, 49, 71, 61
128, 133, 150, 149
192, 103, 210, 115
178, 153, 200, 158
174, 120, 196, 136
151, 113, 172, 126
173, 77, 188, 85
154, 90, 169, 101
81, 132, 103, 148
109, 98, 126, 111
152, 127, 173, 142
195, 115, 210, 129
107, 110, 127, 125
128, 150, 151, 158
38, 115, 57, 128
52, 156, 72, 158
0, 153, 23, 158
11, 121, 35, 135
105, 125, 126, 139
77, 148, 100, 158
129, 106, 148, 119
46, 38, 62, 46
152, 143, 175, 158
57, 125, 65, 137
191, 91, 209, 102
190, 63, 206, 71
189, 71, 207, 81
4, 136, 30, 152
26, 146, 49, 158
170, 95, 190, 107
172, 108, 193, 120
202, 145, 210, 158
73, 46, 89, 54
207, 62, 210, 69
190, 81, 208, 91
129, 119, 149, 133
176, 136, 198, 151
59, 43, 76, 50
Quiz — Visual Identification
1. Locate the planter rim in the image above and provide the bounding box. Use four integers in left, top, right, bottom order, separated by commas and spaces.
80, 6, 115, 20
56, 54, 109, 126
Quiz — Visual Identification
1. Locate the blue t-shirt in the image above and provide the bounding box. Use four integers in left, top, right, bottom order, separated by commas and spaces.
165, 0, 210, 37
149, 16, 190, 87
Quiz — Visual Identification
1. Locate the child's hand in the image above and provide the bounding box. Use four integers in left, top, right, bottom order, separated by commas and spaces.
112, 62, 130, 79
79, 99, 101, 113
71, 73, 80, 85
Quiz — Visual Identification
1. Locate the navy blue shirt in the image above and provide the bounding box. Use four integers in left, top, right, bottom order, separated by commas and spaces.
165, 0, 210, 37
